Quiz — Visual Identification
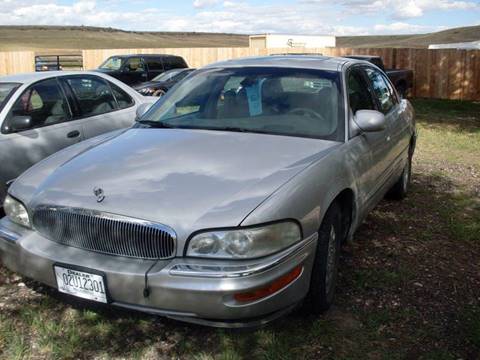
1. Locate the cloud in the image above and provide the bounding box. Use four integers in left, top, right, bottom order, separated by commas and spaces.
193, 0, 219, 8
373, 21, 447, 34
0, 0, 478, 35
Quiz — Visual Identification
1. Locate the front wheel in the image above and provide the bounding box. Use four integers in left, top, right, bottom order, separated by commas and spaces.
305, 202, 342, 314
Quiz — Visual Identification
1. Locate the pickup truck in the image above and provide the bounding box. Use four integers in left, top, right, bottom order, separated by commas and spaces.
345, 55, 413, 98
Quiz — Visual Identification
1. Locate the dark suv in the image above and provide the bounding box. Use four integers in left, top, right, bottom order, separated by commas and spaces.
95, 54, 188, 86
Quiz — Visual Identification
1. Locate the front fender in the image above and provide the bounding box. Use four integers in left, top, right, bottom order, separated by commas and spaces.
240, 143, 359, 238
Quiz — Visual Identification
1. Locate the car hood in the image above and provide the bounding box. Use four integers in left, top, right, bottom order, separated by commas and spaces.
21, 128, 339, 242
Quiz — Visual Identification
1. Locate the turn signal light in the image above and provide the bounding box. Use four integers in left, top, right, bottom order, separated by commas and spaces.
234, 265, 303, 303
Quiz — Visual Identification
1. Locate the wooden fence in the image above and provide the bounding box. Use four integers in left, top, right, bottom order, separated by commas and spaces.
0, 48, 478, 101
0, 51, 35, 76
82, 47, 480, 101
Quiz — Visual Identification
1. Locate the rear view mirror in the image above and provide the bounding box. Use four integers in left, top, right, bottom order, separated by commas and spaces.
354, 110, 386, 133
10, 116, 33, 132
135, 103, 152, 120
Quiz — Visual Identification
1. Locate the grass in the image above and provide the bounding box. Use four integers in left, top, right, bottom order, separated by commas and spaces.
0, 98, 479, 359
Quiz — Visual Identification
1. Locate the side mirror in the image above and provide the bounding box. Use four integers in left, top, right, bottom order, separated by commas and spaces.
10, 116, 32, 132
135, 103, 152, 120
354, 110, 386, 133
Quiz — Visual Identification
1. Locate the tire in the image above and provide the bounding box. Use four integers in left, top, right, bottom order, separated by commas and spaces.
387, 156, 411, 200
306, 202, 342, 314
153, 88, 167, 97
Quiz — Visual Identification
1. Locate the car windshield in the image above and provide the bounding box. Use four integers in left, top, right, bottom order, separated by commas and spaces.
0, 83, 20, 112
152, 69, 186, 82
141, 67, 343, 140
99, 57, 124, 70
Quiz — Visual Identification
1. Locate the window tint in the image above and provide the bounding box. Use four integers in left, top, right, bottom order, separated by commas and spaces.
163, 57, 185, 70
5, 78, 69, 132
145, 58, 163, 71
66, 76, 117, 117
348, 69, 375, 114
124, 57, 145, 73
109, 82, 134, 109
365, 68, 396, 114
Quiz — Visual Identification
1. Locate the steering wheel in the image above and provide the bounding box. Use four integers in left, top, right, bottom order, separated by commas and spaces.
288, 107, 326, 122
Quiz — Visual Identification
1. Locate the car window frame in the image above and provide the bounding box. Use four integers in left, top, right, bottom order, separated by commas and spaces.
363, 66, 398, 115
345, 64, 382, 140
1, 77, 73, 135
60, 74, 121, 120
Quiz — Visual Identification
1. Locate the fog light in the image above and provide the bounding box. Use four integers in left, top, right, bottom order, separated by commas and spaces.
234, 265, 303, 303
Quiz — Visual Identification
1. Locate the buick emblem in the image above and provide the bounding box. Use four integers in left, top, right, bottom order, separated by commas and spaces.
93, 187, 105, 203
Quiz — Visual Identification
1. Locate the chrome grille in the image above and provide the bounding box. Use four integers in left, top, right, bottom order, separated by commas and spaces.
33, 206, 176, 260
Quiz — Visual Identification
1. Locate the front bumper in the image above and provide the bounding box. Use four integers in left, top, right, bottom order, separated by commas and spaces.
0, 217, 317, 327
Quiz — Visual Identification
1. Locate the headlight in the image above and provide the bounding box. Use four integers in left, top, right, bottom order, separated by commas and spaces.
186, 221, 302, 259
3, 195, 31, 228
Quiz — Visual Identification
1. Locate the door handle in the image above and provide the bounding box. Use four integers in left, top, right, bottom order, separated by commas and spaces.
67, 130, 80, 139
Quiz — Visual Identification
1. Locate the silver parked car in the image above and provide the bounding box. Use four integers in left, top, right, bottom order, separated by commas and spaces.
0, 71, 156, 209
0, 56, 416, 327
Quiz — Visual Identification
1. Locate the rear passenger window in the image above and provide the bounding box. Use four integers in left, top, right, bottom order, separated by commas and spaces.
66, 76, 117, 117
145, 58, 163, 71
109, 82, 135, 109
5, 78, 70, 132
163, 57, 185, 70
365, 68, 396, 114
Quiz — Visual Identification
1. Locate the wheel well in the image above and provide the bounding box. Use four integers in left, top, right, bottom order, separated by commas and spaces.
333, 189, 355, 243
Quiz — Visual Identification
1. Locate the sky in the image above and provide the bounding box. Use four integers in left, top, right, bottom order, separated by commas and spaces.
0, 0, 479, 36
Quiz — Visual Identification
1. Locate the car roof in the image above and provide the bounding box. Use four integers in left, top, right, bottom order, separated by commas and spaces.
0, 70, 113, 84
111, 54, 182, 59
203, 55, 353, 72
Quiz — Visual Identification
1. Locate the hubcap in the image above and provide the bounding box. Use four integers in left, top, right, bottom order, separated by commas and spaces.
325, 225, 337, 293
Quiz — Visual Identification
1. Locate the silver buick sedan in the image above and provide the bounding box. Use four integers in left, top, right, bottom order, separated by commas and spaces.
0, 56, 416, 327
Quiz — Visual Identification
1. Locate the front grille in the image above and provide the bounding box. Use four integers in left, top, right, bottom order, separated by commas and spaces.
32, 206, 176, 260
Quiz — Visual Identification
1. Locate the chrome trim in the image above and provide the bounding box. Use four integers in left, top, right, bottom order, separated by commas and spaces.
0, 227, 20, 243
32, 205, 177, 260
169, 232, 317, 278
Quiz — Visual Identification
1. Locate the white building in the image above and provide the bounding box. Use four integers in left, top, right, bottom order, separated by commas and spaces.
428, 40, 480, 50
249, 34, 336, 49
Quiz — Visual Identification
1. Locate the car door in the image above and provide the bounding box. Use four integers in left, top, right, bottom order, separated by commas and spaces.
0, 77, 83, 199
364, 67, 403, 184
121, 57, 147, 86
144, 57, 165, 80
346, 66, 392, 210
60, 74, 136, 139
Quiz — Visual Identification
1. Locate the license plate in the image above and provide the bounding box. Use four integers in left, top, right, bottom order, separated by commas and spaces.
54, 266, 108, 303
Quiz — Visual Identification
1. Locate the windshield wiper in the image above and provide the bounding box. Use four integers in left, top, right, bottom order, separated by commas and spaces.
214, 127, 269, 135
137, 120, 176, 129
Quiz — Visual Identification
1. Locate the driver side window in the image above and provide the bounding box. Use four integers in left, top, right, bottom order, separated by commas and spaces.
124, 58, 145, 73
347, 68, 375, 114
5, 78, 69, 133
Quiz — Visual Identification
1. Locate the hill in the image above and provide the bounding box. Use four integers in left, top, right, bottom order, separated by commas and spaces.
338, 25, 480, 48
0, 26, 249, 52
0, 25, 478, 52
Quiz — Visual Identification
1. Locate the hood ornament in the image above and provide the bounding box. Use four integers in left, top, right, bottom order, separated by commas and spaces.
93, 187, 105, 203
